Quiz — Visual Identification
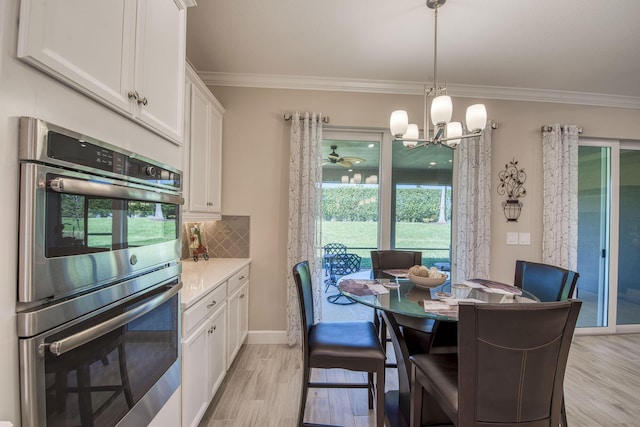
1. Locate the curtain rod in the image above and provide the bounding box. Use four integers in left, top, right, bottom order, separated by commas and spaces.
283, 113, 330, 124
541, 125, 583, 134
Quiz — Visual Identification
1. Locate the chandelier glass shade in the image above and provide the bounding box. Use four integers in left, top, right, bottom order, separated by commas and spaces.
390, 0, 488, 149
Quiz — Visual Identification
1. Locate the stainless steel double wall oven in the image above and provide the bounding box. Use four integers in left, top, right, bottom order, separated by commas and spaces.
17, 117, 184, 427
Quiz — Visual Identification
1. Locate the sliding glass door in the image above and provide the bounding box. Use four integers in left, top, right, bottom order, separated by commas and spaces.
617, 147, 640, 327
577, 139, 640, 333
577, 144, 612, 329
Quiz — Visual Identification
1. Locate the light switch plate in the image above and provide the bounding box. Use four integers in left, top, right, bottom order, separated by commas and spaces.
506, 232, 518, 245
518, 232, 531, 245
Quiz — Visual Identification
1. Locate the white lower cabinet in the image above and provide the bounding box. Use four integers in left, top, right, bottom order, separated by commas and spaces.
227, 281, 249, 364
181, 285, 227, 427
181, 263, 250, 427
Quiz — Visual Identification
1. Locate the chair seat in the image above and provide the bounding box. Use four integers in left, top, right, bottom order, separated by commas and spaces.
309, 321, 385, 369
411, 353, 459, 418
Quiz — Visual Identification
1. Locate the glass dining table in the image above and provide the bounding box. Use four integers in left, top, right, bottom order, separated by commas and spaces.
338, 273, 539, 427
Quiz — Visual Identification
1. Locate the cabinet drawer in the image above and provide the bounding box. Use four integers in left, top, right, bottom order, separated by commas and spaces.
183, 282, 227, 336
228, 265, 250, 294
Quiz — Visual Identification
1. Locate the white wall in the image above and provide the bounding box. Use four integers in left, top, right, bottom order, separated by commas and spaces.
208, 85, 640, 335
0, 0, 182, 423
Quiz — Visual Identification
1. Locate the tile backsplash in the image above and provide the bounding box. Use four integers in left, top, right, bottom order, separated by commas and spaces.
182, 216, 250, 259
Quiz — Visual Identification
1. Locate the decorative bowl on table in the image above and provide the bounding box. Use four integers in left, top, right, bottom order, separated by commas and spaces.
407, 273, 447, 288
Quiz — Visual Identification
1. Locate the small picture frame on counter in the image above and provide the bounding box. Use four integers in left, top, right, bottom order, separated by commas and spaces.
188, 222, 209, 261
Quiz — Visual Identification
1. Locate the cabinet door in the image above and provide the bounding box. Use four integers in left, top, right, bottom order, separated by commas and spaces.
182, 320, 211, 427
187, 81, 214, 213
208, 102, 224, 214
227, 283, 248, 364
208, 305, 228, 397
238, 282, 249, 345
17, 0, 135, 112
133, 0, 186, 142
227, 288, 240, 364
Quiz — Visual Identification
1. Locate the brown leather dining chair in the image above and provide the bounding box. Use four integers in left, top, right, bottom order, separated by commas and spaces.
370, 250, 422, 279
514, 259, 579, 302
370, 250, 438, 365
409, 300, 582, 427
293, 261, 386, 427
513, 259, 579, 426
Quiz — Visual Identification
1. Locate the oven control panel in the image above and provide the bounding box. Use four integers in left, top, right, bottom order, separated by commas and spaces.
45, 129, 181, 190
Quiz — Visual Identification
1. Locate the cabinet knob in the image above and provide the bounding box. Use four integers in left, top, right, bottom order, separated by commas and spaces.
207, 300, 217, 308
240, 293, 245, 299
127, 90, 148, 105
213, 325, 217, 331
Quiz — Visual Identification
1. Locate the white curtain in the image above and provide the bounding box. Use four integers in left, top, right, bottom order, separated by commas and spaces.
286, 112, 323, 346
542, 124, 579, 270
455, 123, 492, 280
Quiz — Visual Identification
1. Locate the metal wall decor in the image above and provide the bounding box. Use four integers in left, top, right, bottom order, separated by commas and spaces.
497, 158, 527, 222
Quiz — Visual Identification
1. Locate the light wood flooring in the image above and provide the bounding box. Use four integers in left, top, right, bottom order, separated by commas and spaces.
199, 334, 640, 427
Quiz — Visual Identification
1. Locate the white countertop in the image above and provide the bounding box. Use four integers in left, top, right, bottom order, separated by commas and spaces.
180, 258, 251, 309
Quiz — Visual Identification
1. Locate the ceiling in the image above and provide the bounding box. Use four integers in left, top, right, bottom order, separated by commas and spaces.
185, 0, 640, 108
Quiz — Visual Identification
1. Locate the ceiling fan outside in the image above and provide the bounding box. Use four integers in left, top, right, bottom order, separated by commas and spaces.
322, 145, 365, 168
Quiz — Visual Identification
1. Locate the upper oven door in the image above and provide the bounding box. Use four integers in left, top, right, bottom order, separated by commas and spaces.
18, 163, 183, 303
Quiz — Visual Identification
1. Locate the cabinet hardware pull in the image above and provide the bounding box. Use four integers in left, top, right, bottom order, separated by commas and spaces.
207, 300, 217, 308
213, 325, 216, 330
240, 294, 245, 299
127, 90, 139, 101
49, 176, 184, 205
238, 276, 245, 280
138, 96, 148, 106
46, 283, 181, 356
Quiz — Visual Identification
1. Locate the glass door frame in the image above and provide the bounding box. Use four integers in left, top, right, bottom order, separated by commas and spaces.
322, 128, 391, 250
577, 138, 640, 335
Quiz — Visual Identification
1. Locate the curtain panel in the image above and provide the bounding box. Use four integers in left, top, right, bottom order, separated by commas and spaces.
455, 123, 492, 281
286, 112, 323, 346
542, 124, 579, 270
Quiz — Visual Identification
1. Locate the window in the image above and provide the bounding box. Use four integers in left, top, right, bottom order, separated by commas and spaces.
321, 130, 453, 271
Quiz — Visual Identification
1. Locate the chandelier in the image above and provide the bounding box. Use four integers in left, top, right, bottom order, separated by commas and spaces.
389, 0, 487, 149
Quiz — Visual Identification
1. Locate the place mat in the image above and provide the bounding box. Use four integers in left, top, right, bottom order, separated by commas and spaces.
422, 300, 459, 318
466, 278, 522, 295
382, 269, 409, 278
339, 279, 389, 296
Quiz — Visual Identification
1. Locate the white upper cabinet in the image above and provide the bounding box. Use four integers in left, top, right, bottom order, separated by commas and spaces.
132, 0, 186, 142
183, 63, 225, 221
17, 0, 188, 144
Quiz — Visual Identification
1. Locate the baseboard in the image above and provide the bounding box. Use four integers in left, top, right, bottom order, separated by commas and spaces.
246, 330, 288, 345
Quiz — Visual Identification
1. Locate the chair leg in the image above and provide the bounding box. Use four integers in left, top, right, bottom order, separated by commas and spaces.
375, 365, 385, 427
561, 396, 568, 427
299, 363, 310, 427
368, 372, 374, 409
409, 364, 421, 427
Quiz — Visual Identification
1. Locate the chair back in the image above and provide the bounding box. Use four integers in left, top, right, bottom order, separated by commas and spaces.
323, 243, 347, 256
292, 261, 315, 340
514, 260, 579, 301
370, 250, 422, 278
332, 253, 361, 276
457, 300, 581, 426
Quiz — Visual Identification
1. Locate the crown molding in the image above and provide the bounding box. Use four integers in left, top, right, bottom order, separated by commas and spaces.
198, 71, 640, 110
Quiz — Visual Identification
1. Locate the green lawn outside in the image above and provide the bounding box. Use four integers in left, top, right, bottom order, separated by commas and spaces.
321, 220, 451, 269
65, 217, 178, 247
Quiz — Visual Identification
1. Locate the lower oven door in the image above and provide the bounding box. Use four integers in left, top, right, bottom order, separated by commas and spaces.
19, 281, 181, 427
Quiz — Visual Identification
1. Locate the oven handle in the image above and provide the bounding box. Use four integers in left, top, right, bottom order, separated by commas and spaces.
49, 176, 184, 205
46, 283, 182, 356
